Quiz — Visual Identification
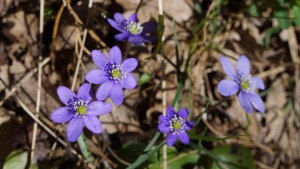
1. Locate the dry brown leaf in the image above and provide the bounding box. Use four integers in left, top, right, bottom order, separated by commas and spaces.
264, 109, 286, 143
55, 25, 77, 51
266, 76, 287, 109
2, 11, 38, 47
225, 98, 247, 125
0, 0, 12, 16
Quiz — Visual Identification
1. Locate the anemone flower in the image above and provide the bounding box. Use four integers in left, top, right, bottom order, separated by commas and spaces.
51, 83, 112, 142
218, 55, 265, 113
86, 46, 138, 106
158, 106, 194, 146
107, 13, 157, 45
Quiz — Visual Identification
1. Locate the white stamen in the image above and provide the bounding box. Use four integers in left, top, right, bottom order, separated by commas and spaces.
124, 21, 143, 35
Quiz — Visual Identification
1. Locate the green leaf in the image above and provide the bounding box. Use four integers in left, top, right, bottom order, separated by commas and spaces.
168, 152, 199, 169
139, 73, 151, 86
152, 15, 165, 57
211, 144, 255, 169
77, 133, 94, 163
194, 1, 203, 15
119, 141, 146, 163
188, 127, 242, 142
274, 10, 291, 29
277, 0, 286, 7
260, 27, 281, 46
292, 6, 300, 25
147, 163, 162, 169
248, 4, 259, 17
30, 163, 39, 169
148, 147, 199, 169
127, 141, 165, 169
149, 146, 177, 163
4, 150, 28, 169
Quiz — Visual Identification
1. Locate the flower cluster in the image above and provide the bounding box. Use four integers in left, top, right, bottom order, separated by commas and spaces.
158, 107, 194, 146
107, 13, 157, 46
50, 11, 267, 149
51, 46, 138, 142
218, 55, 265, 113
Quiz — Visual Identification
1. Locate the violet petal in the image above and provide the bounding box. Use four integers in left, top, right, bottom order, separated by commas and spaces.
252, 77, 265, 90
236, 55, 250, 76
51, 107, 73, 123
107, 18, 126, 33
186, 120, 194, 130
247, 92, 265, 112
217, 79, 239, 96
86, 70, 108, 85
110, 83, 124, 106
166, 106, 176, 119
84, 115, 103, 134
113, 13, 126, 24
121, 73, 137, 89
238, 92, 254, 113
57, 86, 76, 105
122, 58, 138, 73
158, 123, 171, 133
166, 133, 177, 146
128, 13, 138, 22
220, 56, 236, 80
115, 33, 130, 41
128, 35, 143, 46
141, 22, 157, 34
77, 83, 92, 102
109, 46, 122, 64
67, 117, 83, 142
141, 35, 156, 42
92, 50, 109, 70
96, 80, 113, 101
88, 101, 112, 116
178, 132, 190, 144
159, 115, 168, 124
178, 108, 189, 119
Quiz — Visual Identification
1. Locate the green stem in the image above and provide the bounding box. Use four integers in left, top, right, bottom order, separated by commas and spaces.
171, 82, 183, 107
126, 141, 165, 169
77, 133, 94, 163
144, 132, 161, 152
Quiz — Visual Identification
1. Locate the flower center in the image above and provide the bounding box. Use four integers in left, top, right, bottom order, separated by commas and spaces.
173, 121, 181, 130
112, 69, 122, 79
74, 100, 88, 116
169, 116, 187, 133
125, 21, 143, 35
235, 71, 255, 92
77, 106, 87, 115
105, 63, 126, 83
240, 80, 249, 90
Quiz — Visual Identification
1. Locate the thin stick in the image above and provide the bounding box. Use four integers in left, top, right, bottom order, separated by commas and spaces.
71, 29, 88, 90
70, 0, 95, 90
63, 0, 66, 6
158, 0, 167, 168
30, 0, 44, 163
0, 57, 50, 106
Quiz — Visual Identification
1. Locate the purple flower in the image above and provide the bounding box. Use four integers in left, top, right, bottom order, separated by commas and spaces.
51, 83, 112, 142
86, 46, 138, 106
158, 107, 194, 146
218, 55, 265, 113
107, 13, 157, 46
